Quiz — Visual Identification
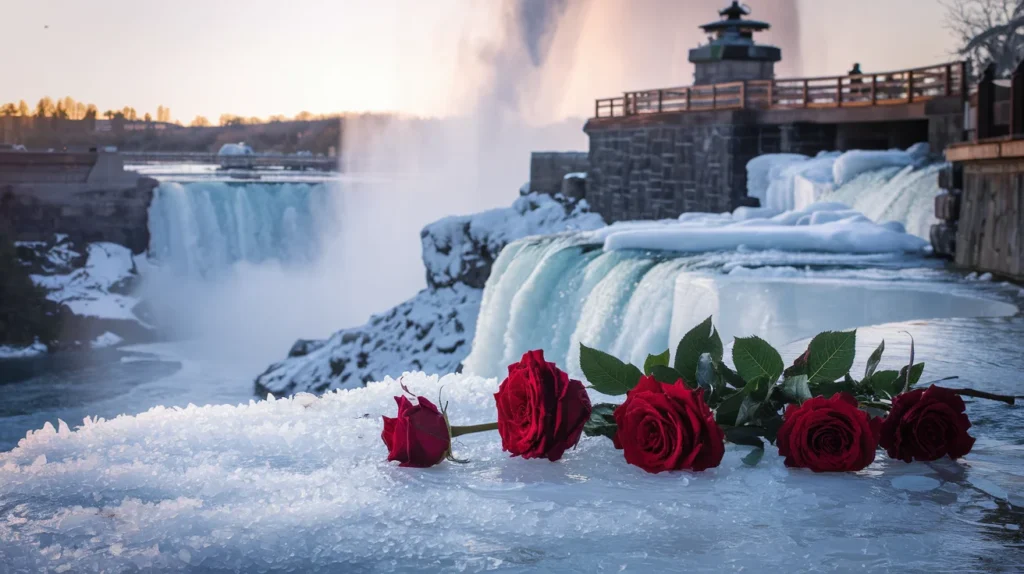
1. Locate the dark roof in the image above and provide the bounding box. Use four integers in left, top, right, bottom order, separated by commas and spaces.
700, 2, 771, 34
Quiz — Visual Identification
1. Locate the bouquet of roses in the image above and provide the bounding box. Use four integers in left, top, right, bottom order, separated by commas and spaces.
381, 317, 1016, 473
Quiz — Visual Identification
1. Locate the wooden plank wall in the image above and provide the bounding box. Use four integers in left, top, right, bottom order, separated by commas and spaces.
956, 160, 1024, 279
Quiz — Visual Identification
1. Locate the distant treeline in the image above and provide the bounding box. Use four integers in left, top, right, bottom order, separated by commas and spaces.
1, 96, 352, 128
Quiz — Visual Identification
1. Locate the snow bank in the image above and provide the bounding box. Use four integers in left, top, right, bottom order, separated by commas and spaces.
32, 243, 141, 322
597, 202, 929, 254
422, 193, 604, 289
0, 340, 47, 360
0, 370, 1018, 572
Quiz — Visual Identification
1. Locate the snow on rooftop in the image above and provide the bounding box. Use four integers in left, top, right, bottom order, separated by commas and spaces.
0, 371, 1016, 571
0, 340, 47, 360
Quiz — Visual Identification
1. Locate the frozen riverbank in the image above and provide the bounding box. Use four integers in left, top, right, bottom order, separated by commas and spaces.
2, 316, 1023, 572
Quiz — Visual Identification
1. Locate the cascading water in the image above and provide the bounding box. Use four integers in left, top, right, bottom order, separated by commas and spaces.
818, 164, 943, 239
147, 181, 337, 277
463, 228, 1016, 382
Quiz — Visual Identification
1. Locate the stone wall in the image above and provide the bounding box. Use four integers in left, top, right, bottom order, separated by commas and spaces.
0, 152, 155, 253
529, 152, 589, 195
584, 111, 799, 221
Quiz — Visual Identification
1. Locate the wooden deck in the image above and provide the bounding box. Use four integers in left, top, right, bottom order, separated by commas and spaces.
594, 62, 968, 118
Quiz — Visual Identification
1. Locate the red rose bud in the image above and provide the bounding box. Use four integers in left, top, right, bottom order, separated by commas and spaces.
494, 350, 592, 461
381, 395, 451, 468
777, 393, 881, 472
880, 385, 976, 463
613, 376, 725, 473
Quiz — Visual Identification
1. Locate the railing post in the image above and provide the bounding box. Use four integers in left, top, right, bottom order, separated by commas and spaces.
871, 75, 878, 104
768, 80, 774, 108
802, 79, 809, 107
945, 64, 953, 96
685, 87, 691, 111
658, 89, 663, 113
741, 81, 747, 109
595, 100, 600, 118
712, 84, 718, 109
836, 77, 843, 107
908, 70, 915, 103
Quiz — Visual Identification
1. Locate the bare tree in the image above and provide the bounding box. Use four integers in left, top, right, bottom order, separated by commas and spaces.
944, 0, 1024, 77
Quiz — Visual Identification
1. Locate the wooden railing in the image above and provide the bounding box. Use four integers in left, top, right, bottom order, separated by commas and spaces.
593, 62, 968, 118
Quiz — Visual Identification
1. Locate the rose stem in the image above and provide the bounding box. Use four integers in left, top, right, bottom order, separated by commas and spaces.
948, 388, 1017, 406
450, 422, 499, 437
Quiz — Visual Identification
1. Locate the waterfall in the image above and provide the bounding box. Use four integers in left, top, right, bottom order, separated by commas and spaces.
748, 149, 942, 239
147, 181, 337, 276
462, 236, 1016, 380
818, 164, 943, 239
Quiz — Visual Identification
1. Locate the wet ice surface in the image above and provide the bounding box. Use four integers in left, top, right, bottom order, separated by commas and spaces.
2, 317, 1024, 572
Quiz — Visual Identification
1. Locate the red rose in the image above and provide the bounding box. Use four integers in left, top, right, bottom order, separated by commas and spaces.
777, 393, 881, 472
613, 376, 725, 473
494, 350, 592, 461
381, 395, 450, 468
880, 386, 975, 462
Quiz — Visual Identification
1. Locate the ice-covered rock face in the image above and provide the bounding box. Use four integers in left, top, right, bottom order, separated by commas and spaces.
421, 193, 604, 289
4, 320, 1024, 574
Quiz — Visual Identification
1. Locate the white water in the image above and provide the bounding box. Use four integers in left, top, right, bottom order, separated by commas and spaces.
820, 164, 943, 239
147, 181, 337, 277
462, 237, 1018, 380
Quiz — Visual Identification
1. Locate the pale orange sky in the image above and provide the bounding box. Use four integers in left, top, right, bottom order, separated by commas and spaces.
2, 0, 957, 123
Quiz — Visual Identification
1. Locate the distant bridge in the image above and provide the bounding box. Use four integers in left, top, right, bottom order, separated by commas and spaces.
594, 62, 968, 122
121, 151, 339, 171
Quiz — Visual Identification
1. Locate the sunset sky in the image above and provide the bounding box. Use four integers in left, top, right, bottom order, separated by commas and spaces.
3, 0, 957, 123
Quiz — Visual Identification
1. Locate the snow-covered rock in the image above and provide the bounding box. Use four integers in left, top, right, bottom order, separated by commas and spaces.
421, 193, 604, 289
255, 285, 482, 396
257, 193, 605, 396
12, 237, 152, 348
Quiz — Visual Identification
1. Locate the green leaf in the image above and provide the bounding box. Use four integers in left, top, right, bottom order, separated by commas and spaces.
746, 376, 771, 402
643, 350, 670, 375
780, 375, 812, 404
864, 339, 885, 380
717, 362, 747, 389
868, 370, 902, 398
650, 365, 686, 386
811, 377, 858, 398
579, 344, 643, 396
806, 330, 857, 383
742, 447, 765, 467
899, 362, 925, 389
673, 316, 724, 384
723, 425, 767, 448
732, 336, 785, 384
736, 395, 761, 426
583, 403, 618, 441
715, 389, 748, 426
902, 332, 916, 393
